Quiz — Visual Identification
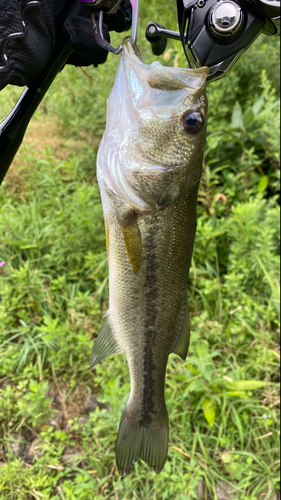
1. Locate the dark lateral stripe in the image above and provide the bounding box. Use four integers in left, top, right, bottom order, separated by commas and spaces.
140, 227, 158, 427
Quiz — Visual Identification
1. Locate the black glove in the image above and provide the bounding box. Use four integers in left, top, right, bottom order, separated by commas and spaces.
0, 0, 132, 91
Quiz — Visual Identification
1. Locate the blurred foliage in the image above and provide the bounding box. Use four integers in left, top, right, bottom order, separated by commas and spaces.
0, 1, 280, 499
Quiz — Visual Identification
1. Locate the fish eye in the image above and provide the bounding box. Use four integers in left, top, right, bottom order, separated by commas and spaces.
182, 110, 204, 133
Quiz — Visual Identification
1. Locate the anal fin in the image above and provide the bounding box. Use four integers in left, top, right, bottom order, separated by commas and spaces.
91, 314, 122, 368
172, 304, 190, 361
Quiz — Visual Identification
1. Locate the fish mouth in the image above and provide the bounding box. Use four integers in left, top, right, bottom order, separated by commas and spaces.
121, 38, 209, 101
122, 36, 143, 61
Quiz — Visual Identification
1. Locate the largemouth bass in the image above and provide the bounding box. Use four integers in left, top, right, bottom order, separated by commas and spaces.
91, 37, 208, 477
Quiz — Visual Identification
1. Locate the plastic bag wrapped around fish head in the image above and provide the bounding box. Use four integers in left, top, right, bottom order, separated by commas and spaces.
97, 37, 208, 213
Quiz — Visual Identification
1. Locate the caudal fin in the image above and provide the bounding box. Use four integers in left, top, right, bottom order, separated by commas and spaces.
115, 403, 169, 477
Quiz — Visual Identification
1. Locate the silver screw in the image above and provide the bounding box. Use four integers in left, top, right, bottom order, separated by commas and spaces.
148, 24, 157, 35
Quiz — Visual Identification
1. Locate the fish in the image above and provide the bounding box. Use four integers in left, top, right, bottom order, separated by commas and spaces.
91, 37, 208, 477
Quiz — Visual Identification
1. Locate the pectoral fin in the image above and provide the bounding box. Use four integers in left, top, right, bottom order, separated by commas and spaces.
91, 314, 122, 368
118, 211, 142, 275
173, 304, 190, 361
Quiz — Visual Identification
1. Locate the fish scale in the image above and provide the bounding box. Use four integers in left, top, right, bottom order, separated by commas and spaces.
91, 36, 208, 476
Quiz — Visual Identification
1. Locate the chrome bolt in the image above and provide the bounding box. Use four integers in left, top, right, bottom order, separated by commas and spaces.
211, 1, 243, 35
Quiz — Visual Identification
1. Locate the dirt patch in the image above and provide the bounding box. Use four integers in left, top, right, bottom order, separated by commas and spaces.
21, 116, 68, 158
48, 381, 89, 426
47, 381, 107, 430
4, 114, 82, 189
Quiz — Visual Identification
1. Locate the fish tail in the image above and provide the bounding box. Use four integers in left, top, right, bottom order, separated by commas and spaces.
115, 402, 169, 477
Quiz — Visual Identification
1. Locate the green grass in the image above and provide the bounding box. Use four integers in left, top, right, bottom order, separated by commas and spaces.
0, 2, 280, 499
